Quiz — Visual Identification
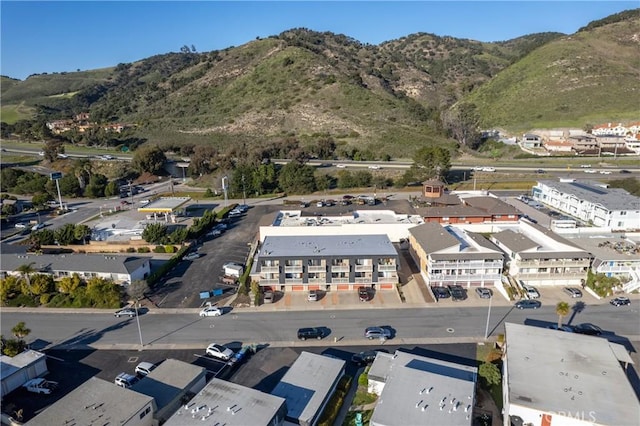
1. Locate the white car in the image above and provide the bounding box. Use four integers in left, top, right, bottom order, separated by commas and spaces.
57, 153, 69, 159
481, 167, 496, 172
580, 164, 592, 168
31, 223, 45, 231
584, 169, 597, 174
14, 222, 28, 229
199, 307, 222, 317
599, 170, 611, 175
368, 165, 381, 170
336, 164, 347, 168
139, 199, 150, 205
184, 252, 201, 261
134, 362, 156, 377
205, 343, 234, 361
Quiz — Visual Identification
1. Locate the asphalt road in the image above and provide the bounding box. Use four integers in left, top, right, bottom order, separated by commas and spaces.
2, 303, 638, 350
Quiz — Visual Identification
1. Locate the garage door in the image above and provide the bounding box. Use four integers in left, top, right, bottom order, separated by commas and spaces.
308, 285, 320, 290
337, 284, 350, 291
379, 283, 394, 290
291, 285, 305, 292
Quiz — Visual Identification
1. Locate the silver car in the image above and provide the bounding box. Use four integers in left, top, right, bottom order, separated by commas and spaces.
364, 326, 391, 340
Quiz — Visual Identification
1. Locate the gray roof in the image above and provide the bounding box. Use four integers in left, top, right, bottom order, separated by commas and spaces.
0, 252, 148, 275
504, 323, 640, 425
492, 229, 539, 252
131, 359, 206, 412
26, 377, 154, 426
418, 205, 487, 218
164, 378, 286, 426
409, 223, 459, 253
537, 179, 640, 211
0, 350, 46, 379
271, 351, 345, 426
259, 235, 397, 258
370, 351, 477, 426
410, 224, 503, 261
462, 196, 520, 215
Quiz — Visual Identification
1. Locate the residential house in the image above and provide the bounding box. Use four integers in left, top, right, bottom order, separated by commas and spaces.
521, 134, 543, 149
532, 179, 640, 231
503, 323, 639, 426
543, 139, 573, 153
568, 134, 598, 154
1, 350, 49, 398
251, 235, 399, 291
591, 122, 628, 136
418, 195, 519, 225
408, 222, 504, 287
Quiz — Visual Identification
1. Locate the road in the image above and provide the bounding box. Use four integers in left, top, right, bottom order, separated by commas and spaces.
2, 303, 638, 350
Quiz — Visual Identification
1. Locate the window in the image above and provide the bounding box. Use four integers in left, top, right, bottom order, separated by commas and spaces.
140, 406, 151, 419
619, 211, 626, 216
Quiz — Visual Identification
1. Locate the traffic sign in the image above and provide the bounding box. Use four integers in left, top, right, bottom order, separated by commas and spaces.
50, 172, 63, 180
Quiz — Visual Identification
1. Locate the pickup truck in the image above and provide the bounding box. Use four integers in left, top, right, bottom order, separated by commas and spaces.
23, 378, 58, 394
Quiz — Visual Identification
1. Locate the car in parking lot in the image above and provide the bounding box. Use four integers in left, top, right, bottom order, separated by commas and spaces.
205, 343, 234, 361
134, 362, 157, 377
573, 323, 603, 336
521, 284, 540, 299
515, 300, 542, 309
228, 209, 243, 217
358, 286, 370, 302
114, 372, 139, 388
364, 326, 391, 340
547, 324, 574, 332
447, 285, 467, 301
475, 287, 492, 299
307, 290, 318, 302
563, 287, 583, 298
207, 229, 222, 238
114, 307, 137, 318
610, 296, 631, 307
351, 349, 388, 366
31, 223, 45, 231
297, 327, 324, 340
263, 291, 274, 304
432, 286, 451, 300
199, 306, 223, 317
184, 252, 201, 261
14, 222, 28, 229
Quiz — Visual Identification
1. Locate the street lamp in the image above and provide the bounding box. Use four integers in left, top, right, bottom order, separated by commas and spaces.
134, 300, 144, 350
484, 292, 493, 339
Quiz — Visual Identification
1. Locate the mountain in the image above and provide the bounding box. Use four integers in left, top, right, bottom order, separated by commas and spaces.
1, 10, 638, 157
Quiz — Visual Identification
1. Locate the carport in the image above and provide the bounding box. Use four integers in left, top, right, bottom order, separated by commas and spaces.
137, 197, 191, 223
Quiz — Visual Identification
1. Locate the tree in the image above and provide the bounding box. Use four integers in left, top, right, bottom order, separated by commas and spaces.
479, 362, 501, 386
0, 276, 20, 304
407, 146, 451, 182
104, 180, 120, 197
32, 192, 53, 209
54, 223, 77, 245
555, 301, 571, 328
442, 102, 481, 148
15, 263, 36, 295
11, 322, 31, 342
127, 280, 150, 303
29, 274, 54, 296
84, 174, 108, 197
85, 277, 120, 308
58, 173, 82, 197
57, 273, 82, 294
132, 145, 166, 175
43, 139, 65, 162
142, 223, 168, 244
278, 161, 316, 194
74, 225, 92, 244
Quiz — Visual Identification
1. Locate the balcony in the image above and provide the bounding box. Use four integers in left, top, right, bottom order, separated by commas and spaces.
517, 272, 586, 280
308, 265, 326, 273
259, 278, 280, 285
429, 261, 503, 269
377, 264, 397, 272
355, 265, 373, 272
330, 278, 350, 284
377, 276, 398, 284
308, 277, 327, 284
284, 266, 303, 273
284, 278, 303, 284
517, 260, 590, 268
331, 265, 350, 273
355, 277, 372, 284
260, 266, 279, 273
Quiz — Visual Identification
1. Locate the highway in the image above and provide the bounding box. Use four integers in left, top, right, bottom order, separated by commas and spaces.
1, 303, 638, 350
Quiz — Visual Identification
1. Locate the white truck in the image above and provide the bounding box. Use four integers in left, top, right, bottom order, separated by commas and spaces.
23, 378, 58, 395
223, 262, 244, 278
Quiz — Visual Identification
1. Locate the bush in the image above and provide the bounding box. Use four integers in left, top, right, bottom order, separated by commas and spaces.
39, 293, 52, 305
318, 375, 352, 426
164, 245, 176, 254
358, 366, 369, 386
126, 247, 136, 253
153, 246, 166, 253
6, 294, 38, 307
137, 247, 151, 253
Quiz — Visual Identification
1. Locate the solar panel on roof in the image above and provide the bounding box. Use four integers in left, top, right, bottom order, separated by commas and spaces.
570, 182, 607, 195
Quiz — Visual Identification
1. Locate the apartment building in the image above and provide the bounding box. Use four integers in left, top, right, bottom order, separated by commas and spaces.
251, 234, 398, 291
408, 222, 504, 287
532, 179, 640, 231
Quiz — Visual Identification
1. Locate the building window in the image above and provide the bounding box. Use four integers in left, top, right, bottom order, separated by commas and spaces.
140, 406, 151, 419
620, 211, 626, 216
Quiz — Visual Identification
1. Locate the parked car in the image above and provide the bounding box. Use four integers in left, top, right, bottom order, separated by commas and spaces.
610, 296, 631, 307
199, 306, 223, 317
364, 326, 391, 340
205, 343, 234, 361
114, 307, 137, 318
228, 209, 243, 217
14, 222, 28, 229
563, 287, 583, 298
432, 286, 451, 300
547, 324, 575, 332
447, 285, 467, 301
475, 288, 492, 299
573, 323, 603, 336
515, 300, 542, 309
307, 290, 318, 302
184, 252, 201, 261
522, 284, 540, 299
31, 223, 45, 231
358, 286, 370, 302
351, 349, 388, 366
139, 199, 150, 205
263, 291, 274, 304
23, 378, 58, 394
134, 362, 157, 377
207, 229, 222, 238
114, 372, 139, 388
297, 327, 324, 340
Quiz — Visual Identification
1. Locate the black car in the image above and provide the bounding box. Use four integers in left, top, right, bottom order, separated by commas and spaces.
432, 287, 451, 300
610, 296, 631, 307
515, 300, 542, 309
297, 327, 324, 341
447, 285, 467, 301
358, 286, 370, 302
573, 323, 603, 336
351, 349, 388, 366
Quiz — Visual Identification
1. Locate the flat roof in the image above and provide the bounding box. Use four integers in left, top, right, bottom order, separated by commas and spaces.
137, 196, 191, 212
273, 209, 424, 227
504, 323, 640, 425
537, 179, 639, 211
271, 351, 345, 425
259, 235, 397, 258
0, 350, 46, 379
409, 223, 503, 261
26, 377, 154, 426
163, 378, 286, 426
491, 222, 590, 260
370, 351, 477, 426
566, 235, 640, 263
0, 253, 148, 276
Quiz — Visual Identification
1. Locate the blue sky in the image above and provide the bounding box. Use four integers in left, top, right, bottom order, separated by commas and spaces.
1, 1, 637, 80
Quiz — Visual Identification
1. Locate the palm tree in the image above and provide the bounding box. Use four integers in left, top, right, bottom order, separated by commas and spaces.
11, 322, 31, 342
15, 262, 36, 295
556, 301, 571, 328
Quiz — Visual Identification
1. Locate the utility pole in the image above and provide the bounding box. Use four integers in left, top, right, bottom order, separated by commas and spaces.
242, 175, 246, 205
222, 176, 228, 207
484, 293, 493, 340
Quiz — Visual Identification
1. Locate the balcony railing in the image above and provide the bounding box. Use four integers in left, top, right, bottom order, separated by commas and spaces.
284, 266, 303, 273
331, 265, 350, 273
284, 278, 303, 284
517, 272, 586, 280
308, 266, 326, 273
355, 277, 372, 284
377, 264, 397, 272
355, 265, 373, 272
428, 261, 503, 269
259, 278, 280, 285
429, 273, 501, 281
260, 266, 279, 273
377, 276, 398, 284
330, 278, 350, 284
308, 277, 326, 283
517, 260, 590, 268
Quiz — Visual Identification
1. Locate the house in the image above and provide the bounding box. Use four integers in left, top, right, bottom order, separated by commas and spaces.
408, 222, 503, 287
461, 196, 520, 222
0, 252, 151, 284
532, 179, 640, 231
271, 351, 345, 426
251, 235, 399, 291
591, 122, 628, 136
1, 350, 49, 398
521, 134, 543, 149
368, 350, 477, 426
568, 134, 598, 154
543, 139, 573, 153
417, 195, 519, 225
26, 377, 155, 426
259, 210, 424, 243
503, 323, 639, 426
130, 359, 206, 424
163, 378, 286, 426
490, 221, 591, 286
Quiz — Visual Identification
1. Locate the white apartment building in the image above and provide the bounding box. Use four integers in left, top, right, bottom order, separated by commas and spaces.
532, 179, 640, 231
